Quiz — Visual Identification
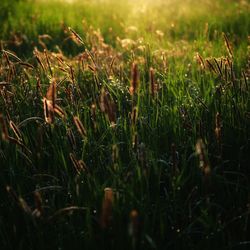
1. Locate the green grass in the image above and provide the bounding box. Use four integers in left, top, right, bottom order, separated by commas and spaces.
0, 0, 250, 249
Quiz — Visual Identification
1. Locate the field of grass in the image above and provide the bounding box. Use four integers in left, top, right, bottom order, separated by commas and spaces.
0, 0, 250, 249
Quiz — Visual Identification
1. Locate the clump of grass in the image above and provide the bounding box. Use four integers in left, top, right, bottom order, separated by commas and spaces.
0, 1, 249, 250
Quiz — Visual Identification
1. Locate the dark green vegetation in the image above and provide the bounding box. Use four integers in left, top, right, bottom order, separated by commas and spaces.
0, 0, 250, 249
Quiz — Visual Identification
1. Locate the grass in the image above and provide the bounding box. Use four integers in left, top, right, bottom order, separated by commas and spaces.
0, 0, 250, 249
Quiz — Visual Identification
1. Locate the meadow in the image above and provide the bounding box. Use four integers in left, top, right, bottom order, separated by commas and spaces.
0, 0, 250, 249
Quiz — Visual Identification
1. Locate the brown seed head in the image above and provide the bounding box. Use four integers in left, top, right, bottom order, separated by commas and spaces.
73, 116, 87, 138
100, 187, 113, 229
42, 98, 54, 124
54, 105, 66, 119
46, 79, 57, 109
130, 62, 139, 95
33, 191, 43, 217
69, 153, 83, 174
196, 53, 205, 70
100, 89, 116, 124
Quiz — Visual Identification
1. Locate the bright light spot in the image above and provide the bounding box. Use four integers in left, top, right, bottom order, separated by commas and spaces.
61, 0, 75, 3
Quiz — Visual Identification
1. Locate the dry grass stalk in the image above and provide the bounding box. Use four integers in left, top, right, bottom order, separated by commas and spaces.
54, 54, 66, 67
242, 71, 248, 90
0, 82, 11, 87
6, 186, 36, 215
19, 62, 34, 69
38, 34, 52, 50
215, 112, 222, 143
130, 62, 139, 95
42, 98, 54, 124
2, 49, 21, 62
131, 106, 138, 126
132, 132, 138, 151
195, 139, 211, 176
0, 114, 9, 140
223, 33, 233, 58
67, 128, 76, 150
7, 136, 32, 155
100, 89, 116, 125
1, 89, 14, 109
69, 65, 75, 84
36, 78, 42, 97
197, 97, 209, 112
69, 153, 80, 174
44, 49, 53, 76
109, 56, 116, 74
6, 186, 19, 203
58, 66, 68, 73
78, 160, 88, 172
86, 50, 97, 69
64, 86, 73, 103
214, 58, 223, 78
196, 53, 205, 70
46, 80, 57, 109
54, 105, 66, 119
35, 53, 46, 72
68, 27, 85, 46
2, 51, 16, 82
69, 153, 86, 174
19, 197, 32, 214
224, 62, 228, 83
48, 206, 87, 221
3, 50, 11, 68
73, 116, 87, 138
220, 59, 223, 72
230, 60, 235, 81
149, 67, 156, 97
9, 120, 22, 142
100, 187, 114, 229
91, 104, 97, 130
88, 64, 96, 72
6, 186, 32, 214
205, 59, 216, 74
9, 66, 16, 82
226, 57, 231, 67
33, 191, 43, 218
